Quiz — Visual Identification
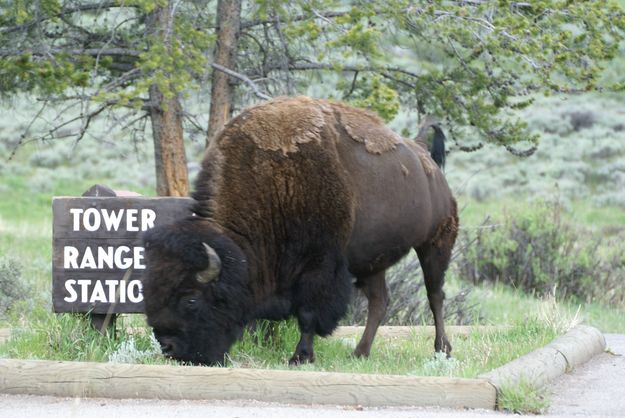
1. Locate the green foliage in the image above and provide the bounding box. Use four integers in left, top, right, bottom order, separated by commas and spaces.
0, 53, 92, 95
0, 306, 168, 364
347, 75, 400, 121
457, 199, 625, 307
0, 1, 214, 111
243, 0, 625, 148
498, 379, 550, 414
2, 1, 624, 151
388, 0, 625, 147
226, 318, 558, 377
2, 308, 118, 361
345, 254, 478, 326
0, 257, 27, 319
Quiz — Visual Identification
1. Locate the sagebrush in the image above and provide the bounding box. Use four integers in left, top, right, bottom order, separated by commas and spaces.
457, 200, 625, 307
0, 257, 26, 319
345, 255, 478, 326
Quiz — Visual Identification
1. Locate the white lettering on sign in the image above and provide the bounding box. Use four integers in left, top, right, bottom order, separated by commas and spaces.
64, 279, 78, 302
60, 204, 157, 308
63, 246, 145, 269
102, 209, 124, 231
63, 279, 143, 303
83, 208, 101, 231
141, 209, 156, 231
69, 208, 156, 232
64, 246, 79, 269
69, 208, 83, 231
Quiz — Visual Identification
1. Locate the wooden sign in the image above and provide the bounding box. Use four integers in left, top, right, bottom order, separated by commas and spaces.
52, 194, 193, 314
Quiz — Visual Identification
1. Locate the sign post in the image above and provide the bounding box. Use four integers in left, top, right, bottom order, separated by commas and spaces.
52, 184, 192, 334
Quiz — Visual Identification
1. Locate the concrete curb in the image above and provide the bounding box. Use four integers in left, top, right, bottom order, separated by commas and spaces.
479, 325, 606, 389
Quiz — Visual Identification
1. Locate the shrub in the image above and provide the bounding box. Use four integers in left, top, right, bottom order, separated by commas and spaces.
456, 200, 625, 307
566, 110, 596, 132
345, 255, 478, 326
29, 146, 69, 169
108, 334, 161, 364
0, 257, 27, 319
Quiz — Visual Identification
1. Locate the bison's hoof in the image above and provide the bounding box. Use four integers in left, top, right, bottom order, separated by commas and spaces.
289, 352, 315, 365
352, 346, 370, 359
435, 336, 452, 358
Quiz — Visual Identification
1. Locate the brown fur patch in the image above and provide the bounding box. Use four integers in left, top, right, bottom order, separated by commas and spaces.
332, 103, 401, 154
238, 96, 326, 155
418, 152, 436, 176
407, 139, 437, 177
192, 137, 225, 217
431, 198, 459, 249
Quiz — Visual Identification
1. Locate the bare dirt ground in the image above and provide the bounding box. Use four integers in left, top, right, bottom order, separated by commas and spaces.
1, 334, 623, 418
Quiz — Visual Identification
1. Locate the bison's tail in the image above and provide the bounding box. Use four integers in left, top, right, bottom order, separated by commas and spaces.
429, 124, 446, 170
414, 118, 446, 170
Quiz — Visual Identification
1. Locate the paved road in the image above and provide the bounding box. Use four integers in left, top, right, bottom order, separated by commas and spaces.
1, 335, 623, 418
548, 334, 625, 417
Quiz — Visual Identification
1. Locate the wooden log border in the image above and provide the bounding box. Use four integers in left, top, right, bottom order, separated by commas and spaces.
0, 325, 605, 410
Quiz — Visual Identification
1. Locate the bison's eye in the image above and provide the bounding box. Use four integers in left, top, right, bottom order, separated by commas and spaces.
178, 292, 202, 313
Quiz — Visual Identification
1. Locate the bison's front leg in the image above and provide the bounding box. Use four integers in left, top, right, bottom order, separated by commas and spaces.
289, 309, 317, 365
415, 214, 458, 357
354, 270, 389, 358
289, 253, 353, 365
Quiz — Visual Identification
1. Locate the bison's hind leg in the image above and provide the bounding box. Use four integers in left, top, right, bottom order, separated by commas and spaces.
289, 252, 353, 365
353, 270, 389, 358
415, 216, 458, 356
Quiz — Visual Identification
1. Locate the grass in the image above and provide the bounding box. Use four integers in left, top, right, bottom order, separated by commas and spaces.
458, 280, 625, 333
1, 307, 558, 380
457, 195, 625, 233
1, 306, 172, 365
228, 318, 560, 378
498, 379, 550, 414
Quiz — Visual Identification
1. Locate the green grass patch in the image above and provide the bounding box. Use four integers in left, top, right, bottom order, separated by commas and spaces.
1, 310, 558, 380
464, 281, 625, 333
498, 379, 550, 414
0, 306, 171, 365
458, 195, 625, 233
226, 318, 558, 378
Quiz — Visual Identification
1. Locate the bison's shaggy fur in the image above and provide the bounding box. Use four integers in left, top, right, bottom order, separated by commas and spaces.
143, 96, 458, 365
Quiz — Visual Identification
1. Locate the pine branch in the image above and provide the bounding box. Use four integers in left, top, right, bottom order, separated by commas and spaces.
241, 10, 349, 29
210, 63, 271, 100
0, 47, 141, 58
0, 1, 138, 35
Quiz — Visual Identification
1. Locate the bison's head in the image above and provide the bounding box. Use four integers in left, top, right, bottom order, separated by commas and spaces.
142, 217, 252, 365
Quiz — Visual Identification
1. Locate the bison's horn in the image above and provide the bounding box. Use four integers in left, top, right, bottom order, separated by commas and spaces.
196, 243, 222, 283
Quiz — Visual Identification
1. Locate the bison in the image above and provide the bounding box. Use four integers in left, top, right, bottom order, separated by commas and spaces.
142, 96, 458, 365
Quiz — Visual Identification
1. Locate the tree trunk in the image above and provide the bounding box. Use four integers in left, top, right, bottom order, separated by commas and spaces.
149, 86, 189, 197
147, 2, 189, 197
206, 0, 242, 146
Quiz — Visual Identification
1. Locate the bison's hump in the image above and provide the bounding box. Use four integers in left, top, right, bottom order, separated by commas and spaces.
235, 96, 328, 155
226, 96, 402, 156
332, 102, 401, 154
